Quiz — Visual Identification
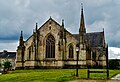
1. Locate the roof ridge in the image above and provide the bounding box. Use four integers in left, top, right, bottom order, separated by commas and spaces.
87, 31, 103, 34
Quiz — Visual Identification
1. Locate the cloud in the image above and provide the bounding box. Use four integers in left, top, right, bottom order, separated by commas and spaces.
15, 0, 30, 8
109, 47, 120, 59
0, 0, 120, 55
0, 40, 18, 52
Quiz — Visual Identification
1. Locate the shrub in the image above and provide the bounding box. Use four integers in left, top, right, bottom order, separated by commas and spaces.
109, 59, 119, 69
3, 61, 12, 70
0, 62, 1, 67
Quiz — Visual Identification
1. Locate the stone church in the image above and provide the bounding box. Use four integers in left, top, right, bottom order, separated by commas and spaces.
16, 6, 108, 69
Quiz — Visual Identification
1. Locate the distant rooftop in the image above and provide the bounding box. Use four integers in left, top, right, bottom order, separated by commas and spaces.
0, 50, 16, 59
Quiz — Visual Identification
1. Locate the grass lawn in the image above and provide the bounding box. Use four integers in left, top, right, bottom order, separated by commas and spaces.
0, 69, 120, 82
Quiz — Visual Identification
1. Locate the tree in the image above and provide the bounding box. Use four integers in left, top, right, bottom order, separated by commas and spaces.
109, 59, 119, 69
3, 61, 12, 70
0, 62, 1, 67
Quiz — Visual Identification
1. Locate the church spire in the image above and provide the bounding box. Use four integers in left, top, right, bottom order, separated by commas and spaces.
79, 3, 86, 33
19, 31, 24, 46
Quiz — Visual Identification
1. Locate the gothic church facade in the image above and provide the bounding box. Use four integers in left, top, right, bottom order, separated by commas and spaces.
16, 7, 108, 69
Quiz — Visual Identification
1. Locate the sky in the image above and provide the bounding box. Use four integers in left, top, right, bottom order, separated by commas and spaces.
0, 0, 120, 59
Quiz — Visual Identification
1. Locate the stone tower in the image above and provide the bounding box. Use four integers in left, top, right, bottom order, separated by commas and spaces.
79, 4, 87, 67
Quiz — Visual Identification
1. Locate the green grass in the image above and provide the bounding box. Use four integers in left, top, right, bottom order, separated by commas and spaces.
88, 69, 120, 79
0, 69, 119, 82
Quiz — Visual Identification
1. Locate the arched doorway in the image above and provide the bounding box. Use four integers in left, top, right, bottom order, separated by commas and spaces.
46, 34, 55, 58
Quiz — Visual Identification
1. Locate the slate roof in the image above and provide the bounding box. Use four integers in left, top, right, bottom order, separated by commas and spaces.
85, 32, 103, 47
73, 34, 79, 41
0, 51, 16, 59
73, 32, 104, 47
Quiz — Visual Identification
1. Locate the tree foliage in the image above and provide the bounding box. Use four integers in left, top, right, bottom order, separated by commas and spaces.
3, 61, 12, 69
109, 59, 119, 69
0, 62, 1, 67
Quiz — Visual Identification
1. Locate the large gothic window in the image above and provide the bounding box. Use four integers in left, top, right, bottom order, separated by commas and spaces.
69, 45, 73, 58
46, 34, 55, 58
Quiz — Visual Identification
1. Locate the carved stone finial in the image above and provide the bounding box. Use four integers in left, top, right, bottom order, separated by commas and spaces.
36, 22, 38, 32
62, 19, 64, 27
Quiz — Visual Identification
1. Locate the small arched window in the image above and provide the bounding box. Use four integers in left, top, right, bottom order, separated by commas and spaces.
69, 45, 73, 58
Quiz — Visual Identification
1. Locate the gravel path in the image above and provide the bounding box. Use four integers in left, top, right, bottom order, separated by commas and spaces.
68, 80, 120, 82
111, 74, 120, 80
68, 74, 120, 82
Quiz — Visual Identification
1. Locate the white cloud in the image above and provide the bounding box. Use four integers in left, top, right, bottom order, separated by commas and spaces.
84, 0, 113, 7
87, 20, 108, 33
15, 0, 30, 8
0, 0, 120, 51
109, 47, 120, 59
0, 41, 18, 52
